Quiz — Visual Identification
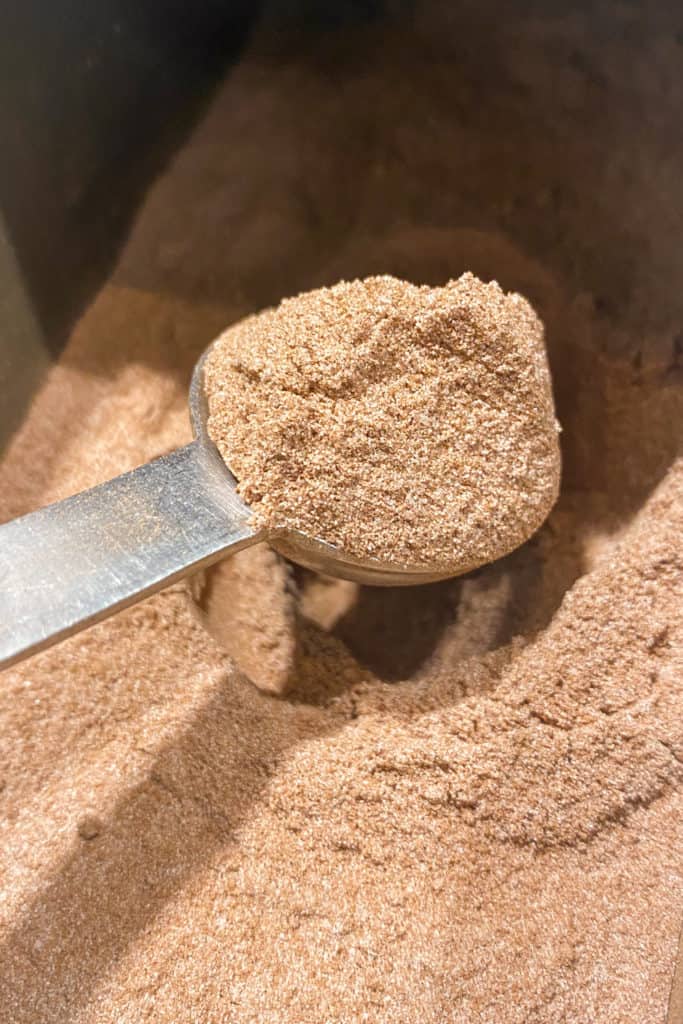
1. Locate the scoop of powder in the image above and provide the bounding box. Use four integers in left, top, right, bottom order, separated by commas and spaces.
205, 273, 561, 573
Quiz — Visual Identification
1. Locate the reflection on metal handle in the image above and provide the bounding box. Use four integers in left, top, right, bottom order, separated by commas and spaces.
0, 441, 260, 669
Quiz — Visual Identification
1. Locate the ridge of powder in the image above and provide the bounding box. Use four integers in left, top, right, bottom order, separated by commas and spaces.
205, 273, 561, 572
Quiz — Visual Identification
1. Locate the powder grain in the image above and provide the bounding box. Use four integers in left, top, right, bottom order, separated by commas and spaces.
206, 274, 561, 572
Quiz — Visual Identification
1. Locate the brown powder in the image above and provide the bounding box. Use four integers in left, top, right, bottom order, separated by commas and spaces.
190, 542, 299, 696
1, 3, 683, 1023
206, 274, 561, 572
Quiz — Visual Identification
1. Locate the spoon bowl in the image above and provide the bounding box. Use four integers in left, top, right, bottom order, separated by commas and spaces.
191, 345, 451, 587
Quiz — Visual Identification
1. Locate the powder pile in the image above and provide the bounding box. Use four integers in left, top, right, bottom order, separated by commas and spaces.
1, 2, 683, 1023
206, 274, 560, 572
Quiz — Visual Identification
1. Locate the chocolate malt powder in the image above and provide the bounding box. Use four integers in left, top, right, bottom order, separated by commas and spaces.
205, 274, 560, 571
1, 3, 683, 1024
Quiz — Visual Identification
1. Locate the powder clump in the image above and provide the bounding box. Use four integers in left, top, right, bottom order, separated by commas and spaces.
206, 273, 561, 573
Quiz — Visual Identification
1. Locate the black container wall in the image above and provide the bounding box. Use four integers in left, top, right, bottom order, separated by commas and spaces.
0, 0, 258, 358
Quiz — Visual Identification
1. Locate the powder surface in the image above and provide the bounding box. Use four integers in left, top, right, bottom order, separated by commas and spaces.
1, 3, 683, 1024
205, 274, 560, 572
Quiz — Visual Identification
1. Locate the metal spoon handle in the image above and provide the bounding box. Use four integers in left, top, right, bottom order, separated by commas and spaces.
0, 441, 260, 669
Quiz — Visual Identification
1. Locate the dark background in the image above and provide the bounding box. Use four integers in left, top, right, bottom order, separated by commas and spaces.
0, 0, 257, 355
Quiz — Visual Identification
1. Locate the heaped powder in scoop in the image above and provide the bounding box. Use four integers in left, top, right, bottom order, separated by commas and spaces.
205, 273, 561, 572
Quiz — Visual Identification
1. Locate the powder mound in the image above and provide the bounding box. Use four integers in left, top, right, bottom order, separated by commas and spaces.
189, 544, 298, 696
206, 273, 561, 572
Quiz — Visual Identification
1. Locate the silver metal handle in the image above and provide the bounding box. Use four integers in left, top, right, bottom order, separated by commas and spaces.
0, 441, 260, 669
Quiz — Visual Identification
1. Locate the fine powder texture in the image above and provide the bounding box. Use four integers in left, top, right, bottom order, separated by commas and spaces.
2, 3, 683, 1023
206, 274, 560, 571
